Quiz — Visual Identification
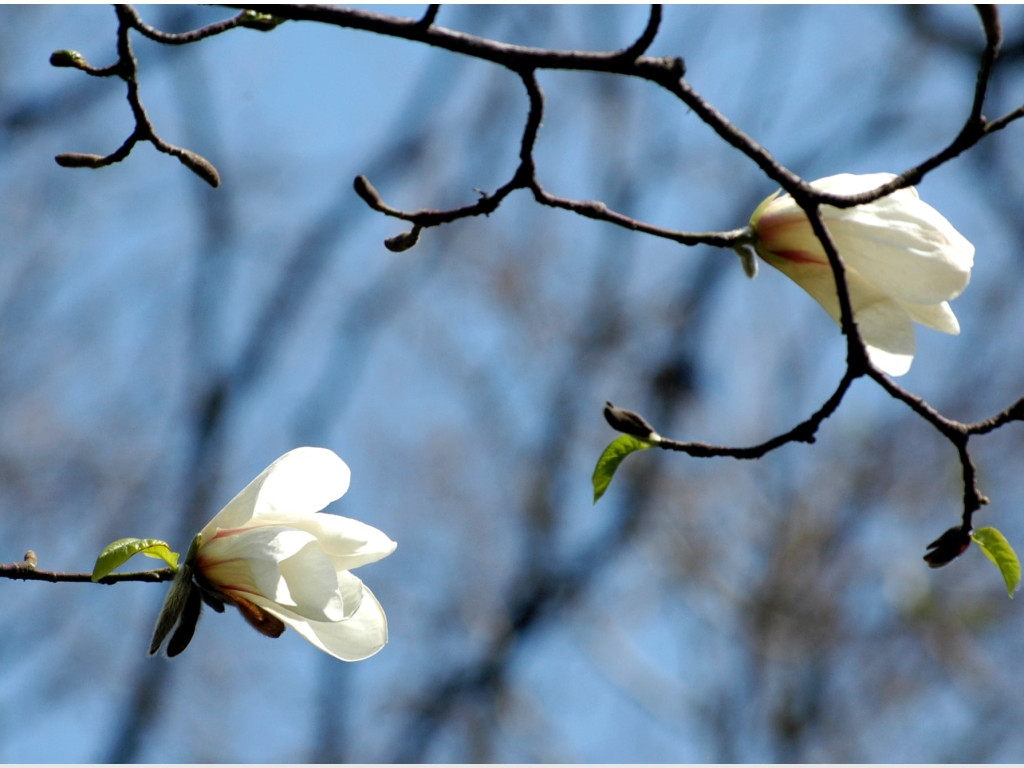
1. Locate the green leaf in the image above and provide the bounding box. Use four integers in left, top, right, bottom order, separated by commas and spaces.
91, 538, 180, 582
972, 527, 1022, 598
592, 435, 653, 504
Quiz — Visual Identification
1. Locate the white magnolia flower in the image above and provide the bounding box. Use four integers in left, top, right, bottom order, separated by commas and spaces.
150, 447, 397, 661
750, 172, 974, 376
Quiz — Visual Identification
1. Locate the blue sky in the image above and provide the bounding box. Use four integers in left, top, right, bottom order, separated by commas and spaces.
3, 5, 1024, 762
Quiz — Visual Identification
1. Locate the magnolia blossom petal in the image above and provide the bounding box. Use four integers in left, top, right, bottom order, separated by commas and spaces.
253, 584, 389, 662
758, 253, 865, 324
825, 209, 972, 304
336, 570, 366, 618
174, 447, 395, 661
778, 174, 970, 303
196, 526, 308, 598
902, 299, 960, 335
276, 540, 349, 622
254, 447, 351, 518
199, 526, 347, 621
752, 172, 973, 376
852, 299, 916, 377
277, 513, 398, 571
201, 448, 351, 539
811, 171, 899, 196
748, 207, 825, 265
768, 173, 973, 305
760, 258, 917, 376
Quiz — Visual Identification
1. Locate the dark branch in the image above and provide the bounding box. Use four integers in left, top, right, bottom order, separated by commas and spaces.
965, 396, 1024, 436
630, 368, 860, 460
0, 551, 174, 584
243, 4, 683, 75
415, 4, 440, 30
812, 6, 1006, 210
121, 6, 254, 44
51, 5, 221, 187
353, 65, 749, 251
615, 5, 662, 61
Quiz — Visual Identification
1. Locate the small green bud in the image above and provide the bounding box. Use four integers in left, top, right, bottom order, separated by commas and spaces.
238, 10, 284, 31
50, 49, 88, 69
737, 244, 758, 279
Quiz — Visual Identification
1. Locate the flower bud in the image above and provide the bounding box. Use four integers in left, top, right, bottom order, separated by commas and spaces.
385, 227, 421, 252
923, 526, 972, 568
750, 173, 974, 376
150, 448, 397, 661
603, 401, 660, 442
55, 152, 106, 168
176, 149, 220, 188
50, 50, 88, 69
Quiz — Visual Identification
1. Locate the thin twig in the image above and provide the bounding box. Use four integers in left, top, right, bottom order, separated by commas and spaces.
0, 552, 173, 584
52, 5, 221, 186
649, 368, 860, 459
415, 4, 440, 30
120, 5, 255, 44
615, 5, 662, 61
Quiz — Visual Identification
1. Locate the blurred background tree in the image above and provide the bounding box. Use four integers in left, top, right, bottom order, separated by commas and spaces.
2, 4, 1024, 762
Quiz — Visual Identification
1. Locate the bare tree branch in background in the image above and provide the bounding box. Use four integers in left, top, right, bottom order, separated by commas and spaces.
5, 4, 1024, 764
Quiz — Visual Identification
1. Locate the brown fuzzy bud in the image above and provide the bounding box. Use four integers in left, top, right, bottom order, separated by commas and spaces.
353, 174, 383, 209
55, 152, 106, 168
603, 401, 658, 441
385, 227, 421, 252
176, 149, 220, 188
923, 526, 972, 568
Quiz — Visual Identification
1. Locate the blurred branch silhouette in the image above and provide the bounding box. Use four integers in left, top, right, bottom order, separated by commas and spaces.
5, 4, 1024, 763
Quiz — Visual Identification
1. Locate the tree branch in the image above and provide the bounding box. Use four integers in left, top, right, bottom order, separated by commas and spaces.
51, 5, 221, 187
0, 551, 173, 584
813, 5, 1007, 209
614, 4, 662, 61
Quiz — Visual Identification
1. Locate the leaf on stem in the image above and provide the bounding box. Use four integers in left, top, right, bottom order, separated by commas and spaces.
972, 526, 1022, 598
91, 537, 179, 581
592, 434, 653, 504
